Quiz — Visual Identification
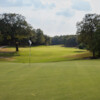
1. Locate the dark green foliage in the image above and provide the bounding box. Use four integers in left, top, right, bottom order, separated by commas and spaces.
36, 29, 45, 45
0, 32, 3, 45
78, 43, 85, 49
77, 14, 100, 58
0, 13, 51, 48
51, 35, 78, 47
0, 13, 33, 51
64, 35, 78, 47
51, 36, 65, 45
44, 35, 51, 45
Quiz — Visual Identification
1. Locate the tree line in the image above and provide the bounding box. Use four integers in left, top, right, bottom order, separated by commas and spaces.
0, 13, 100, 58
77, 14, 100, 58
51, 35, 78, 47
0, 13, 51, 51
52, 13, 100, 58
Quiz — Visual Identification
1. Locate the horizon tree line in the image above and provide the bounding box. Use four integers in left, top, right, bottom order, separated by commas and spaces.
0, 13, 51, 51
0, 13, 100, 59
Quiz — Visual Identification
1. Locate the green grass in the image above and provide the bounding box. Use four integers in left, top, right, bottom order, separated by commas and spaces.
0, 60, 100, 100
0, 46, 90, 63
0, 46, 100, 100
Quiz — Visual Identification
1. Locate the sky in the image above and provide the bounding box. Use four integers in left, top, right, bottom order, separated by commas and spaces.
0, 0, 100, 36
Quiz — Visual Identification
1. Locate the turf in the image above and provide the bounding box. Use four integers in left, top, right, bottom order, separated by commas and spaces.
0, 46, 90, 63
0, 60, 100, 100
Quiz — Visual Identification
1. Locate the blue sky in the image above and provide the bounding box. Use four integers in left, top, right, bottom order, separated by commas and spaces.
0, 0, 100, 36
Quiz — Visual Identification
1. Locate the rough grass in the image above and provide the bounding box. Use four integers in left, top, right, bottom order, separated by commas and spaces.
0, 60, 100, 100
0, 46, 91, 63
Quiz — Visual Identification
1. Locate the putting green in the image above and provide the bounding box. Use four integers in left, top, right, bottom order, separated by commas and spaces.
0, 60, 100, 100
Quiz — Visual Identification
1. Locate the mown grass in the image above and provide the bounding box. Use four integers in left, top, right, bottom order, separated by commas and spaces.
0, 46, 91, 63
0, 46, 99, 100
0, 60, 100, 100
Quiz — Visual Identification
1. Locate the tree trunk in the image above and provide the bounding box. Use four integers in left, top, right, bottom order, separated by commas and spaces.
93, 50, 96, 58
16, 42, 19, 52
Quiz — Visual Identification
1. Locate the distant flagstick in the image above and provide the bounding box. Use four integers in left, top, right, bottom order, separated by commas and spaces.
28, 40, 32, 66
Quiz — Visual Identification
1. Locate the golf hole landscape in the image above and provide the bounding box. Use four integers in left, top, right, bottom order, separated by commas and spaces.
0, 45, 100, 100
0, 1, 100, 100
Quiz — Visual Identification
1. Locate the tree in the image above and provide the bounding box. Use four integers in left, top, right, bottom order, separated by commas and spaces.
0, 32, 3, 45
51, 36, 66, 45
77, 14, 100, 58
64, 35, 78, 47
51, 35, 78, 47
36, 29, 45, 45
44, 35, 51, 45
0, 13, 33, 51
31, 29, 37, 45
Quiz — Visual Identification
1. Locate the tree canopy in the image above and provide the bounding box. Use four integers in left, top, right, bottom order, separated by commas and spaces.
0, 13, 51, 51
0, 13, 33, 51
51, 35, 78, 47
77, 14, 100, 58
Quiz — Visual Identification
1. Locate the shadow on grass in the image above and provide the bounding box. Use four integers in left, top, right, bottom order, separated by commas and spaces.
74, 50, 85, 53
63, 52, 93, 61
0, 51, 20, 61
0, 52, 20, 57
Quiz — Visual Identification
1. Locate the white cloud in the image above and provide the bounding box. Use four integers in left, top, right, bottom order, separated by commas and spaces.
87, 0, 100, 13
0, 0, 100, 36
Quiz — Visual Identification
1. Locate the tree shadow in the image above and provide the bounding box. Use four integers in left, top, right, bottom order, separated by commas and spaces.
74, 51, 85, 53
0, 52, 20, 57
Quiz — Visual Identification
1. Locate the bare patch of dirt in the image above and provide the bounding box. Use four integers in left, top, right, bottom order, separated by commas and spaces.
0, 57, 14, 61
0, 48, 16, 61
0, 48, 15, 53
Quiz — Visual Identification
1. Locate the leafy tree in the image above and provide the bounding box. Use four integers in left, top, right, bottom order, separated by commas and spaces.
51, 36, 60, 45
0, 13, 33, 51
44, 35, 51, 45
36, 29, 45, 45
77, 14, 100, 58
64, 35, 78, 47
51, 36, 65, 45
31, 29, 37, 45
0, 32, 3, 45
78, 43, 85, 49
51, 35, 78, 47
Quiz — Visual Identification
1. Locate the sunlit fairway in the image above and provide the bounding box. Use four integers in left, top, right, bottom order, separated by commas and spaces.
0, 45, 90, 63
0, 60, 100, 100
1, 46, 100, 100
